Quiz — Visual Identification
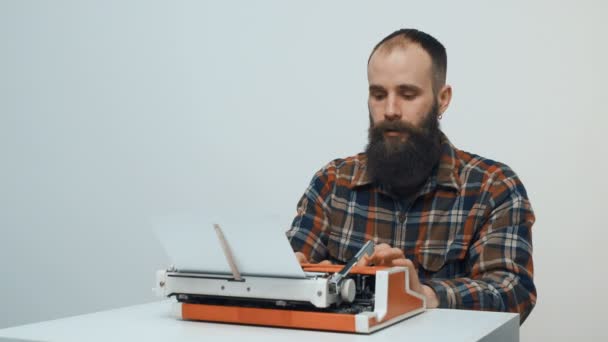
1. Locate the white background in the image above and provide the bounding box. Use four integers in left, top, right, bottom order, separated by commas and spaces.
1, 1, 607, 340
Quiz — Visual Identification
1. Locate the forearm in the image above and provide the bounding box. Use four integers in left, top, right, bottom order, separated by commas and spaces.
423, 271, 536, 323
431, 172, 538, 323
287, 224, 328, 263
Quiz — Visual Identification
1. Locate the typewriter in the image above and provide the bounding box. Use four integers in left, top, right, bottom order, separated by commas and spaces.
154, 222, 425, 334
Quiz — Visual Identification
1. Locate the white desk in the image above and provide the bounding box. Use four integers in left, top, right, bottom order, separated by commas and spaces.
0, 301, 519, 342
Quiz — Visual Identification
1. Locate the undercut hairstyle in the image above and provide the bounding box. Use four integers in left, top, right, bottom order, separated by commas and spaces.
368, 29, 447, 93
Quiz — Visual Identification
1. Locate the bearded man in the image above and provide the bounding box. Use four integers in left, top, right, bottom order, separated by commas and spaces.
286, 28, 536, 323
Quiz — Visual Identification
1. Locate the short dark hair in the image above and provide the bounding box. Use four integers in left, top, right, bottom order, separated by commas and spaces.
368, 29, 447, 92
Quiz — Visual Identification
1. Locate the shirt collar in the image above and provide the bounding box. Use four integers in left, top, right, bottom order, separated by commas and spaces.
350, 132, 462, 194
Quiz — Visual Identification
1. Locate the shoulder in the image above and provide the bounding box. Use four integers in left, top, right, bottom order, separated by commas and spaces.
453, 147, 530, 203
321, 153, 366, 172
310, 153, 366, 188
315, 153, 366, 176
455, 148, 517, 180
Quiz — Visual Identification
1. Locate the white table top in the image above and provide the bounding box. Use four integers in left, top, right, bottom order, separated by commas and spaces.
0, 301, 519, 342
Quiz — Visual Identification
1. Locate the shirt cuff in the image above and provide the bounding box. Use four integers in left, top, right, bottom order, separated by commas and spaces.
422, 279, 458, 309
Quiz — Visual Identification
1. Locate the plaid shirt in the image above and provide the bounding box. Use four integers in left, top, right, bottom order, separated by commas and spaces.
287, 132, 536, 323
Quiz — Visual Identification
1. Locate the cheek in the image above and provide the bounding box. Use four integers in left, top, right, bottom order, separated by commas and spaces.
401, 100, 432, 126
368, 101, 384, 123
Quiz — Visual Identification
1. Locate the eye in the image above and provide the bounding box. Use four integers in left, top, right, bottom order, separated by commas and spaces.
400, 92, 416, 100
370, 92, 386, 100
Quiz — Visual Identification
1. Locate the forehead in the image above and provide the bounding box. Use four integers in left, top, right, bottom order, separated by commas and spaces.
367, 44, 433, 89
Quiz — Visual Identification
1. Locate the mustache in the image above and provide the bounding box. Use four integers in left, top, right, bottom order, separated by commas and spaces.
369, 120, 428, 141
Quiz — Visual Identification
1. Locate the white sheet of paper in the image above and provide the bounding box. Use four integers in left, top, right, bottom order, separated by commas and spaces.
153, 215, 306, 278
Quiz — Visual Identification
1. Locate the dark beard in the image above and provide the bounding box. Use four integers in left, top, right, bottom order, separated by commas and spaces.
365, 106, 442, 198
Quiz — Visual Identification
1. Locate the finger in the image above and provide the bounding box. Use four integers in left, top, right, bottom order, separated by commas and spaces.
318, 260, 332, 265
391, 258, 412, 266
371, 250, 388, 266
376, 248, 404, 260
294, 252, 309, 265
374, 243, 391, 252
390, 247, 405, 259
356, 254, 371, 267
363, 244, 404, 266
374, 248, 405, 266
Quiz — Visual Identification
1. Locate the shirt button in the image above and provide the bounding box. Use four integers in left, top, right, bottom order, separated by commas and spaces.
398, 212, 406, 223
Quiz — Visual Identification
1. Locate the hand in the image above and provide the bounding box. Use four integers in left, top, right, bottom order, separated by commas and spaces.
294, 252, 308, 264
294, 252, 332, 265
356, 243, 439, 308
356, 243, 406, 267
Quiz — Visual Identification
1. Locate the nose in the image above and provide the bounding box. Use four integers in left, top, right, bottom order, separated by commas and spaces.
384, 94, 401, 121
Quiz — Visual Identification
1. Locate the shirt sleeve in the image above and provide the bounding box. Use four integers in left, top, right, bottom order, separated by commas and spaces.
286, 164, 335, 263
423, 168, 537, 324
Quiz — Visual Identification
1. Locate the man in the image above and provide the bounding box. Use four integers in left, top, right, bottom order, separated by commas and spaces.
286, 28, 536, 323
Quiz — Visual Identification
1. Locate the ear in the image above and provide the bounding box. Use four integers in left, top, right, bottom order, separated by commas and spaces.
437, 85, 452, 118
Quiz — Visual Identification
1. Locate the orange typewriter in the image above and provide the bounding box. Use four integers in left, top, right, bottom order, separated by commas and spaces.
154, 224, 425, 334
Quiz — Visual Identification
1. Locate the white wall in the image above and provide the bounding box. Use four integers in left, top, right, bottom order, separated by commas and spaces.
1, 0, 606, 340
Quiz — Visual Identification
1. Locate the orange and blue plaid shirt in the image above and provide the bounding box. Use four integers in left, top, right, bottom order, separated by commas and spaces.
287, 133, 536, 323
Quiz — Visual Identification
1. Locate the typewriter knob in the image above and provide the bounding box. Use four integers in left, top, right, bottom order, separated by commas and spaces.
340, 278, 356, 303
